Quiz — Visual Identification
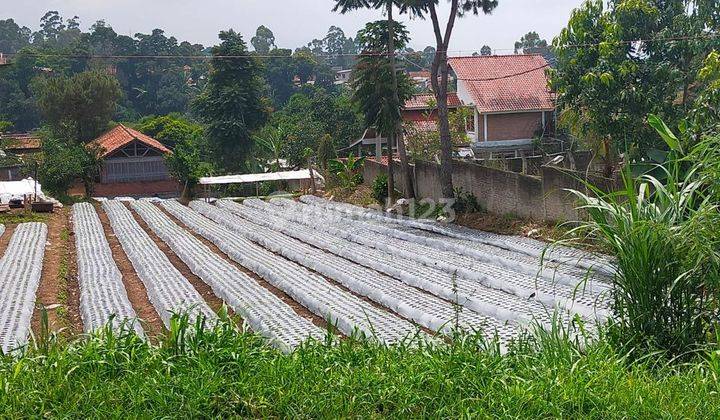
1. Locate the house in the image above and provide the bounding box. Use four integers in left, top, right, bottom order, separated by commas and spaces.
87, 124, 180, 198
448, 54, 555, 151
335, 69, 352, 85
0, 133, 42, 181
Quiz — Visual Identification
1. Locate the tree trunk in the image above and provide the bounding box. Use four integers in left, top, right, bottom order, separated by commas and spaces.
386, 3, 415, 199
386, 131, 396, 205
429, 1, 458, 199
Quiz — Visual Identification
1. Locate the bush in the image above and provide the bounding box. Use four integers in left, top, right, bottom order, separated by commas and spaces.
371, 174, 388, 204
453, 187, 483, 213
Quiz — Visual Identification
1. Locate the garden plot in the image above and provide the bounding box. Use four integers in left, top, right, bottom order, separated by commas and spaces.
288, 200, 608, 300
130, 200, 325, 352
283, 198, 609, 287
239, 198, 609, 321
299, 195, 615, 277
102, 200, 216, 328
194, 200, 520, 344
219, 199, 575, 327
160, 200, 426, 345
0, 223, 47, 354
72, 203, 143, 336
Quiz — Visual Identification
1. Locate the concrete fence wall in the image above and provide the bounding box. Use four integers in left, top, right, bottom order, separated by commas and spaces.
363, 158, 618, 222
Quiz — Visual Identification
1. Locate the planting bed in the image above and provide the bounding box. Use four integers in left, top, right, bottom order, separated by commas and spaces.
0, 195, 611, 353
0, 223, 47, 353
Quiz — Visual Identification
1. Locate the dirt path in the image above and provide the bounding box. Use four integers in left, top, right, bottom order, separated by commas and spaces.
156, 203, 332, 332
125, 203, 233, 322
0, 224, 16, 259
94, 203, 165, 339
31, 208, 83, 339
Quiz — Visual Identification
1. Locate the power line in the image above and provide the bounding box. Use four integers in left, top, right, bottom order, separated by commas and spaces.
3, 32, 718, 61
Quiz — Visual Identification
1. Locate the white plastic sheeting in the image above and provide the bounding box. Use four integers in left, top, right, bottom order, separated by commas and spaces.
197, 200, 519, 344
241, 198, 609, 321
0, 223, 47, 354
131, 201, 325, 352
102, 200, 216, 328
283, 198, 610, 290
73, 203, 143, 336
161, 199, 424, 345
299, 195, 616, 276
222, 199, 594, 327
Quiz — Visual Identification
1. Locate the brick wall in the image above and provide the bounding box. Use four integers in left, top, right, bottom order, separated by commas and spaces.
364, 158, 618, 222
486, 112, 542, 141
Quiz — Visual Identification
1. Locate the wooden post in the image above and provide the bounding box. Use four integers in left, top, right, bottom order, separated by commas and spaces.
308, 158, 317, 195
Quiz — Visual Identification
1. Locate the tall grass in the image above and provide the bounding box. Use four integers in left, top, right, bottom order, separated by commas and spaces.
1, 314, 719, 418
565, 143, 720, 357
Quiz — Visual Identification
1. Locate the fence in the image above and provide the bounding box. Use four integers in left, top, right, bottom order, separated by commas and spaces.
363, 158, 618, 222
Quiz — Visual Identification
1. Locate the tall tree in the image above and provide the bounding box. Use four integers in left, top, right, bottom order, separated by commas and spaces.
420, 0, 499, 198
514, 31, 550, 55
333, 0, 424, 200
350, 20, 414, 202
193, 30, 268, 172
33, 70, 122, 142
251, 25, 276, 54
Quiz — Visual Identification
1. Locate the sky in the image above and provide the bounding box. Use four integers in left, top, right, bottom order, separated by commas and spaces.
3, 0, 586, 55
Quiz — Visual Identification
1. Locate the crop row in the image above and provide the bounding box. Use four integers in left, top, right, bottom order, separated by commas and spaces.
161, 200, 425, 344
299, 195, 616, 277
130, 200, 325, 351
244, 198, 608, 321
0, 223, 47, 354
72, 203, 143, 336
196, 200, 517, 344
102, 200, 216, 328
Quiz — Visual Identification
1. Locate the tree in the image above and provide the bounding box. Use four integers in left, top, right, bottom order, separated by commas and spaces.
165, 134, 213, 201
34, 70, 122, 142
317, 133, 337, 171
0, 19, 32, 53
551, 0, 720, 173
514, 31, 550, 55
421, 0, 499, 198
350, 20, 414, 202
262, 48, 295, 107
136, 114, 204, 149
480, 45, 492, 55
333, 0, 425, 201
193, 30, 268, 172
405, 107, 472, 160
251, 25, 276, 54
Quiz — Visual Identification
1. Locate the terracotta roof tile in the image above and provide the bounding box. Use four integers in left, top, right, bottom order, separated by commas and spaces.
404, 93, 462, 110
2, 133, 41, 150
91, 124, 170, 157
448, 54, 554, 113
405, 120, 438, 132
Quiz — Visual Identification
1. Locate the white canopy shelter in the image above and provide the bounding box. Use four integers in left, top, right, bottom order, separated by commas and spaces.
199, 169, 323, 186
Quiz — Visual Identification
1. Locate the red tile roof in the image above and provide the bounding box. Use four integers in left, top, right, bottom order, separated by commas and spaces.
2, 133, 41, 151
404, 93, 462, 110
448, 54, 554, 113
368, 155, 400, 166
92, 124, 170, 157
408, 71, 431, 79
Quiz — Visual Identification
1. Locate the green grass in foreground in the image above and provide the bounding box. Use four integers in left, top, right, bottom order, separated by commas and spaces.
1, 318, 719, 418
0, 211, 48, 225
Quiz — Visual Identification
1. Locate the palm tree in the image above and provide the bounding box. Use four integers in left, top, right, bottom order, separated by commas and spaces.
350, 21, 414, 203
333, 0, 423, 200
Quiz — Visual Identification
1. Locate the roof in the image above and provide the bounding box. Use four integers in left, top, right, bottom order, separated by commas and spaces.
92, 124, 170, 157
448, 54, 554, 113
404, 93, 462, 110
405, 120, 438, 132
199, 169, 322, 185
2, 133, 41, 151
408, 71, 430, 79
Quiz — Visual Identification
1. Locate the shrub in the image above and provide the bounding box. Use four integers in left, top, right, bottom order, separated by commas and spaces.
453, 187, 483, 213
371, 174, 388, 204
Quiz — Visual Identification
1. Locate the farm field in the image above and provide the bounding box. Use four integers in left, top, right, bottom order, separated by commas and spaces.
0, 195, 613, 354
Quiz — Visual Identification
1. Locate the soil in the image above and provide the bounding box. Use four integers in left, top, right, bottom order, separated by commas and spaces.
31, 208, 83, 339
94, 202, 165, 339
155, 203, 333, 333
0, 224, 16, 261
124, 203, 237, 324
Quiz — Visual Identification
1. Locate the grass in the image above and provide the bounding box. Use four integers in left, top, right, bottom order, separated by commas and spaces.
0, 211, 49, 225
0, 316, 718, 418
